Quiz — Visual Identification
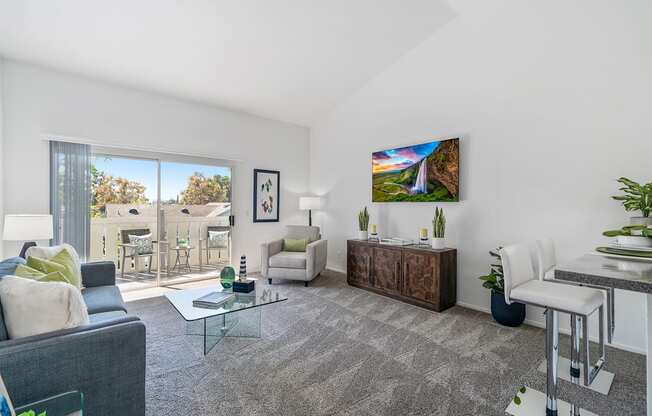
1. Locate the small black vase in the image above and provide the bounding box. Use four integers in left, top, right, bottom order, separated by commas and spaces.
490, 291, 525, 327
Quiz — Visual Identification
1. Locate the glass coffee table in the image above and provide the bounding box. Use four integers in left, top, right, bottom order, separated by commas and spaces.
165, 283, 287, 354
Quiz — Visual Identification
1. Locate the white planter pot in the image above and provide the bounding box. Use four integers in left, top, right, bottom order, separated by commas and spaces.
431, 238, 446, 249
358, 230, 369, 240
630, 217, 652, 227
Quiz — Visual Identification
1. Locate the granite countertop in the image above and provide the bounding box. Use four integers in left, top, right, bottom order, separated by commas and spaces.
555, 253, 652, 294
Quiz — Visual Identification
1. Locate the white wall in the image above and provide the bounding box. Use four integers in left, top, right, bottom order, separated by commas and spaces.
0, 60, 310, 271
310, 0, 652, 352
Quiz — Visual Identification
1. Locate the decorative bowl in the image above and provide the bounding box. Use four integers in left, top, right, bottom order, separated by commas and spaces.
616, 235, 652, 248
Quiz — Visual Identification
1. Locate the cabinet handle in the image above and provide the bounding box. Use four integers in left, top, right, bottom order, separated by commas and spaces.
367, 256, 372, 281
395, 262, 400, 278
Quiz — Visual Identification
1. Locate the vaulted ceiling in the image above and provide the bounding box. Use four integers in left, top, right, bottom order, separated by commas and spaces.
0, 0, 454, 126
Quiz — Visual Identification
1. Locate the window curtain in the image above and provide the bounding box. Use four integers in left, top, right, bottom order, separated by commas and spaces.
50, 141, 91, 260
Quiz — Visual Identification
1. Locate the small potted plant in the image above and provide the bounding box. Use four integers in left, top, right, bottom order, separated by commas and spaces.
431, 207, 446, 249
612, 177, 652, 226
358, 207, 369, 240
479, 248, 525, 327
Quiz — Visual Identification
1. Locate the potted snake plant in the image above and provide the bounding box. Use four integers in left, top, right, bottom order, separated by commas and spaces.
358, 207, 369, 240
431, 207, 446, 249
479, 248, 526, 327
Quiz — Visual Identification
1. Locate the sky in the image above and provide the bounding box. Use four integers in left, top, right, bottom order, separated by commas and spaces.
372, 140, 439, 174
92, 156, 231, 201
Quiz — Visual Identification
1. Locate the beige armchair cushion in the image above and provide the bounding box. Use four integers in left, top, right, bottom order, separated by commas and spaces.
285, 225, 320, 242
269, 251, 307, 269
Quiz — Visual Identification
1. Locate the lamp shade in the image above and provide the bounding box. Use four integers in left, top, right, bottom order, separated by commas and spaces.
2, 214, 54, 241
299, 197, 323, 211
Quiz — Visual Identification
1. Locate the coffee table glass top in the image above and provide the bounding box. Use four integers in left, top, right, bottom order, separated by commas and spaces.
165, 282, 287, 321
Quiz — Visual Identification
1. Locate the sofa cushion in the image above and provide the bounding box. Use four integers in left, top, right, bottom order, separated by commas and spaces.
286, 225, 320, 242
0, 257, 26, 277
89, 310, 128, 324
15, 264, 71, 284
0, 276, 89, 339
0, 277, 8, 341
26, 244, 82, 289
83, 286, 127, 314
269, 251, 307, 269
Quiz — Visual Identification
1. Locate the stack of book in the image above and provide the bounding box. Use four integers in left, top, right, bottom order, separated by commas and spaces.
192, 291, 235, 309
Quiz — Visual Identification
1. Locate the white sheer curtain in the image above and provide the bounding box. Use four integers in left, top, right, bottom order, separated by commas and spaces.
50, 141, 91, 260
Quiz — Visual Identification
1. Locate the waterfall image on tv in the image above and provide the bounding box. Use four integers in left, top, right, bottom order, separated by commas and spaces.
372, 138, 459, 202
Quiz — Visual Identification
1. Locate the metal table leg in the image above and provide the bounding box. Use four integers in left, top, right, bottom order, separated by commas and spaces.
546, 309, 559, 416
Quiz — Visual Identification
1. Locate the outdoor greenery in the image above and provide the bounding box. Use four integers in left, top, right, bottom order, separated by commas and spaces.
612, 177, 652, 218
432, 206, 446, 238
179, 173, 230, 205
91, 165, 148, 217
358, 207, 369, 231
478, 248, 505, 294
90, 166, 231, 218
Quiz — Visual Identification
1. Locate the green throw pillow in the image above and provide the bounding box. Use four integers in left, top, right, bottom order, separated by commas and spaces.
26, 256, 68, 276
50, 248, 81, 289
14, 264, 71, 284
283, 238, 308, 252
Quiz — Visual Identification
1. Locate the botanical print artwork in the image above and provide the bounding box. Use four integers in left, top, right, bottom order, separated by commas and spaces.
253, 170, 280, 222
372, 138, 459, 202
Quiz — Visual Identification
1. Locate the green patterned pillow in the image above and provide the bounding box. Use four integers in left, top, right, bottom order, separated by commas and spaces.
283, 238, 308, 252
50, 248, 82, 289
14, 264, 71, 284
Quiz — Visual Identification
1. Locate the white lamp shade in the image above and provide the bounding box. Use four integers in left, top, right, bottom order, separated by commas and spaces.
299, 197, 323, 210
3, 215, 54, 241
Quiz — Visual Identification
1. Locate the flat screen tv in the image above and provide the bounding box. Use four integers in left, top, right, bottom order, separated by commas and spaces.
372, 137, 459, 202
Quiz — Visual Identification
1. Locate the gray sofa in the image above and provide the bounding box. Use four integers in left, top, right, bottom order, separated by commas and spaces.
261, 225, 328, 286
0, 261, 145, 416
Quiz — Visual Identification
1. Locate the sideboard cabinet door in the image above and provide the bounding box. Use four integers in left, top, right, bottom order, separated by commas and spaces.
402, 250, 438, 305
347, 242, 373, 286
372, 247, 402, 295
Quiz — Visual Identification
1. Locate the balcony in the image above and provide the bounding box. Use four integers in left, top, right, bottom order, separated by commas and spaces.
90, 203, 230, 290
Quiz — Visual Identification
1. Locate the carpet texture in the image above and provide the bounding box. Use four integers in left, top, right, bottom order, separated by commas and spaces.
128, 270, 646, 416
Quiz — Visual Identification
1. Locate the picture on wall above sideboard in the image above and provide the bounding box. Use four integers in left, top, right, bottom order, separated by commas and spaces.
372, 137, 459, 202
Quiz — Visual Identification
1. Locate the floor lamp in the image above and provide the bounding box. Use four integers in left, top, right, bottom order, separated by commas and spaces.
299, 197, 323, 226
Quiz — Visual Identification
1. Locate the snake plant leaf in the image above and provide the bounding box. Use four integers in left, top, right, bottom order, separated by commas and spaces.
513, 396, 521, 406
603, 230, 626, 237
519, 386, 527, 394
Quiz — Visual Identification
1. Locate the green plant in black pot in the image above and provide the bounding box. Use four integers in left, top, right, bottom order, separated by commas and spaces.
479, 247, 525, 327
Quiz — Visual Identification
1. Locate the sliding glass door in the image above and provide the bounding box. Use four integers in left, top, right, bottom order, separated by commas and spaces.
82, 149, 232, 291
159, 161, 232, 284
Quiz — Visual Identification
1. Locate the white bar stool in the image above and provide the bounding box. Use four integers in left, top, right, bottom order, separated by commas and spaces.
536, 238, 615, 344
502, 243, 606, 416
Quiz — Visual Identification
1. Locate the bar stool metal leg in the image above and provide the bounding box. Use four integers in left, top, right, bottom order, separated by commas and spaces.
570, 314, 582, 416
546, 309, 559, 416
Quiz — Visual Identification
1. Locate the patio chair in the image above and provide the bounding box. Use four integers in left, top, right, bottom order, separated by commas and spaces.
119, 228, 155, 278
203, 225, 231, 266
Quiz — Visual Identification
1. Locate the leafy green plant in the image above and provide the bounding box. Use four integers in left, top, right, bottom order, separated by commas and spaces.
513, 386, 527, 406
432, 207, 446, 238
478, 248, 505, 294
603, 225, 652, 238
612, 177, 652, 218
358, 207, 369, 231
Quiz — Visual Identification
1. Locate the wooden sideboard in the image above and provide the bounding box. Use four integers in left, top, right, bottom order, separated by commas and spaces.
347, 239, 457, 312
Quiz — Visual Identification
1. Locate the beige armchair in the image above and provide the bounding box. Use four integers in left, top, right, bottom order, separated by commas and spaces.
261, 225, 327, 287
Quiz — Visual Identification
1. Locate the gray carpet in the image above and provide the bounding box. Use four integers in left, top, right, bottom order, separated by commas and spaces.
128, 270, 646, 415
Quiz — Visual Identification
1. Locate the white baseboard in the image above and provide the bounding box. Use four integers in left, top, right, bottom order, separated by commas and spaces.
455, 301, 645, 355
326, 265, 346, 274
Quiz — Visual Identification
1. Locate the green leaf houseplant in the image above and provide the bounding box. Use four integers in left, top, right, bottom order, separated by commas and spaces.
431, 206, 446, 249
358, 207, 370, 240
478, 247, 525, 327
612, 177, 652, 226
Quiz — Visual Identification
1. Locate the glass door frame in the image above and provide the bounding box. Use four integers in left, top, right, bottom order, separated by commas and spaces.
90, 146, 234, 291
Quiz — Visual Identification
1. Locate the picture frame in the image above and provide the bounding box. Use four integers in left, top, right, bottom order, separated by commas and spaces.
253, 169, 280, 223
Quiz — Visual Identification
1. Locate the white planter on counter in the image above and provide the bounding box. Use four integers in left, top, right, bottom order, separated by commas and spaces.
358, 230, 369, 240
431, 237, 445, 249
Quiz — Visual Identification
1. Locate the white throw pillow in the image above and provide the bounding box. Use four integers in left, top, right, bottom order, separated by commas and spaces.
26, 244, 82, 288
0, 276, 89, 339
